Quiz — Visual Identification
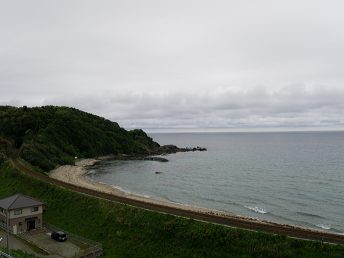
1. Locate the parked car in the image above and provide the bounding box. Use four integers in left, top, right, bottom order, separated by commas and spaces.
51, 231, 67, 242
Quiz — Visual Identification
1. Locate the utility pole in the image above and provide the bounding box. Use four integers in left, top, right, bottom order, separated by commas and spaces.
6, 208, 10, 255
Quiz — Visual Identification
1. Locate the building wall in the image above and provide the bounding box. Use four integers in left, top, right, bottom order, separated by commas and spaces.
0, 205, 43, 234
9, 205, 43, 218
0, 213, 6, 229
9, 213, 43, 234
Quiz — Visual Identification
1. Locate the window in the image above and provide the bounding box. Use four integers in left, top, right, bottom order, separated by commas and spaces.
31, 206, 39, 212
14, 209, 22, 215
0, 208, 4, 214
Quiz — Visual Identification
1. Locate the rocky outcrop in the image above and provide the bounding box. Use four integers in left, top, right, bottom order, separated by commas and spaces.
156, 145, 207, 155
110, 145, 207, 163
179, 146, 207, 152
156, 145, 180, 154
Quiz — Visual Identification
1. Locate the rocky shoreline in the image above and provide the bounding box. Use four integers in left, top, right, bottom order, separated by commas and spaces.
155, 144, 207, 154
96, 144, 207, 163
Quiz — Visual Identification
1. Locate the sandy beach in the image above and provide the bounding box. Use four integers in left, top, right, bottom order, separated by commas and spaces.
49, 159, 273, 224
49, 159, 212, 211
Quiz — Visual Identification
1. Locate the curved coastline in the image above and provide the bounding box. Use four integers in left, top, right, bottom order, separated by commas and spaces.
49, 158, 240, 216
48, 159, 344, 243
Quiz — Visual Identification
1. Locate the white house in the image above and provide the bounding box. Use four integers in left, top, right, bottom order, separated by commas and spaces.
0, 194, 44, 234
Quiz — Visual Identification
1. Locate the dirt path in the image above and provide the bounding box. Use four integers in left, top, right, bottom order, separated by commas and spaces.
10, 159, 344, 244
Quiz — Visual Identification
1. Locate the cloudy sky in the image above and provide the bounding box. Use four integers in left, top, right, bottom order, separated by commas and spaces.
1, 0, 344, 132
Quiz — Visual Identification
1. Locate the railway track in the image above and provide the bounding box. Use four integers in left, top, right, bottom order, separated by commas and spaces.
11, 159, 344, 244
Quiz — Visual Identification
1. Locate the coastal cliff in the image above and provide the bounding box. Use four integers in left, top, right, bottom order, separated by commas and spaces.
0, 106, 160, 171
0, 106, 205, 171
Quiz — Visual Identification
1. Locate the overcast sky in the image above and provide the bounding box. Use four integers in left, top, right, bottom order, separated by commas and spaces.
1, 0, 344, 132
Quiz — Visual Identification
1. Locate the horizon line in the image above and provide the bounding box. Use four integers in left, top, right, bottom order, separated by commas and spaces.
139, 127, 344, 134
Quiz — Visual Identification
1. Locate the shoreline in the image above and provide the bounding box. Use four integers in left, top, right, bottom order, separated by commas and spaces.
49, 159, 342, 238
49, 158, 242, 217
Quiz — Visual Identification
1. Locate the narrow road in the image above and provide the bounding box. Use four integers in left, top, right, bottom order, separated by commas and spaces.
11, 159, 344, 244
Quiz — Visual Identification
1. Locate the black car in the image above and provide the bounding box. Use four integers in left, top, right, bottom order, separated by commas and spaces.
51, 231, 67, 242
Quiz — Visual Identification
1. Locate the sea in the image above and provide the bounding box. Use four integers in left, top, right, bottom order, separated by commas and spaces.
87, 131, 344, 234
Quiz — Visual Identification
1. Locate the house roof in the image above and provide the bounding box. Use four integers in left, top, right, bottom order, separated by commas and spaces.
0, 194, 43, 210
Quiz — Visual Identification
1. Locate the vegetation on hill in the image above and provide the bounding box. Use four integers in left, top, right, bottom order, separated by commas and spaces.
1, 161, 344, 258
0, 106, 159, 171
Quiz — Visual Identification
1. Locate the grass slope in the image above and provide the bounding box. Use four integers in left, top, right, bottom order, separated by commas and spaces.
1, 162, 344, 258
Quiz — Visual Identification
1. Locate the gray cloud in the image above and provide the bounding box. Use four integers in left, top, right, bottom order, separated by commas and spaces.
1, 1, 344, 131
33, 85, 344, 130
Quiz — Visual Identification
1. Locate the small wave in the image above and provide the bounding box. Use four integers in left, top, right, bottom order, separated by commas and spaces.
245, 206, 268, 214
296, 212, 325, 219
110, 185, 133, 195
109, 185, 153, 199
316, 224, 331, 230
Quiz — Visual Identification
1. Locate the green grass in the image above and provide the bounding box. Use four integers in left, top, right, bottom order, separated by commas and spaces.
1, 161, 344, 258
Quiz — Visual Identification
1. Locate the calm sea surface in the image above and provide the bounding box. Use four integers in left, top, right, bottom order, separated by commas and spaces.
87, 132, 344, 233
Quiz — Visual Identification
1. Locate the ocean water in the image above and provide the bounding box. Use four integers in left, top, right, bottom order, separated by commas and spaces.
87, 132, 344, 233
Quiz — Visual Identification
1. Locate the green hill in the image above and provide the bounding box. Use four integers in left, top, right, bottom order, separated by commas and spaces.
0, 106, 159, 171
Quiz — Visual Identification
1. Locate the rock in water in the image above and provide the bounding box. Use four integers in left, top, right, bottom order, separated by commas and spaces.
144, 157, 169, 162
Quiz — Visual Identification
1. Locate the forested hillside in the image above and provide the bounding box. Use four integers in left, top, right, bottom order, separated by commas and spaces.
0, 106, 159, 171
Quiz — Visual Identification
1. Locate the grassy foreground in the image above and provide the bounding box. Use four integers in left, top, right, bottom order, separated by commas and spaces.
1, 162, 344, 258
